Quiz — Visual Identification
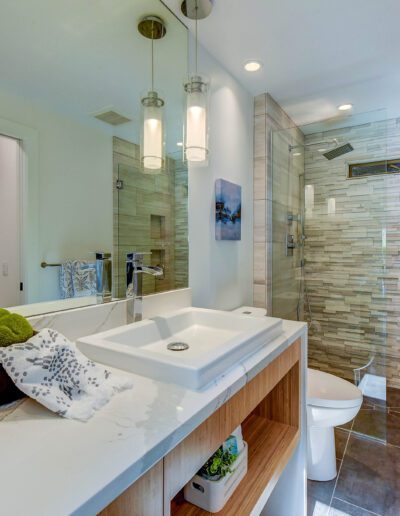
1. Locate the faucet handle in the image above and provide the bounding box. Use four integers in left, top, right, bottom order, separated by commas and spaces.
96, 251, 111, 260
126, 251, 151, 264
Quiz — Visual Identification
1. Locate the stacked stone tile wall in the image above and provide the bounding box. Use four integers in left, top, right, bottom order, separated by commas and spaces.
304, 119, 400, 388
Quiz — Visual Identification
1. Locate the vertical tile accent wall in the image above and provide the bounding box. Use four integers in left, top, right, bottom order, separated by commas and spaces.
113, 137, 188, 298
304, 119, 400, 388
253, 93, 304, 313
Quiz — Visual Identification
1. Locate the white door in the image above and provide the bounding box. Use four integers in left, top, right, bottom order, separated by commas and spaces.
0, 134, 21, 307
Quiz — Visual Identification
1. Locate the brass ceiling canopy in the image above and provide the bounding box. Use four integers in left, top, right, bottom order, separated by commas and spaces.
181, 0, 213, 20
137, 15, 166, 40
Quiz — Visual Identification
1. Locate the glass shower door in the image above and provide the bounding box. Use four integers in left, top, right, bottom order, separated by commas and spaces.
271, 126, 305, 322
271, 114, 400, 444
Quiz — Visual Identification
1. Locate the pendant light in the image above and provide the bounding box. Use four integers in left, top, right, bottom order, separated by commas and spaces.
181, 0, 212, 164
138, 16, 166, 173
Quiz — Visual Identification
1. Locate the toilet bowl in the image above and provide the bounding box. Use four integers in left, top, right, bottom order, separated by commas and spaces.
230, 308, 363, 482
307, 368, 362, 481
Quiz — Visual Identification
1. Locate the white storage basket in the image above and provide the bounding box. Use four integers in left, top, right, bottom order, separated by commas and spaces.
183, 441, 248, 513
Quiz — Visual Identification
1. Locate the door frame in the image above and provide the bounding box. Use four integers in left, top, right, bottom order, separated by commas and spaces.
0, 118, 39, 304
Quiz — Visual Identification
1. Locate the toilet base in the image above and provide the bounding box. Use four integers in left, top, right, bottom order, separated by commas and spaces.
307, 426, 337, 481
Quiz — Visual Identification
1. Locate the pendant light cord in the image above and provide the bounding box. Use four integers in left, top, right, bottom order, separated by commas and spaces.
151, 21, 154, 91
195, 1, 198, 74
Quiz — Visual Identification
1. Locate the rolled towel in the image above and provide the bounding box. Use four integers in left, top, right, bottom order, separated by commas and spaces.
0, 309, 34, 406
0, 309, 35, 348
0, 328, 133, 421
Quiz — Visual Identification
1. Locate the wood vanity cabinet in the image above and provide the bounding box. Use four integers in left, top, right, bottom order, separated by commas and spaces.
100, 339, 301, 516
100, 461, 164, 516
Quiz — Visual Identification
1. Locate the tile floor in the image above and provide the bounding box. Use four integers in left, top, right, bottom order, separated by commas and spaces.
308, 388, 400, 516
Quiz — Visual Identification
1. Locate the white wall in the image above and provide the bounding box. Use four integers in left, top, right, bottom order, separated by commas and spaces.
0, 135, 20, 307
0, 90, 113, 302
188, 41, 254, 309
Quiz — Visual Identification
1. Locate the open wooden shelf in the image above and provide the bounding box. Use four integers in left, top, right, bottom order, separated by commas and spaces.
171, 414, 299, 516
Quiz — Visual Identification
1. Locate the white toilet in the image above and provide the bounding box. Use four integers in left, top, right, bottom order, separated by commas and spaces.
231, 307, 363, 483
307, 368, 363, 481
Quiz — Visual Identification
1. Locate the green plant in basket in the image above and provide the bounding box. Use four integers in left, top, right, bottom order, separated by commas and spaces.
199, 446, 238, 481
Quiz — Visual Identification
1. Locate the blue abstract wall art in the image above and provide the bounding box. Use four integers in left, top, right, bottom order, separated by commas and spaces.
215, 179, 242, 241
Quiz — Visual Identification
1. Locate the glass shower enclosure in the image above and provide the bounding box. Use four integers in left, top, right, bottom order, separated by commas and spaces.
271, 112, 400, 444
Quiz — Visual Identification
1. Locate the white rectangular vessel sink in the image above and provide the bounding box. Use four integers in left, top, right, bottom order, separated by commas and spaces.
77, 307, 283, 390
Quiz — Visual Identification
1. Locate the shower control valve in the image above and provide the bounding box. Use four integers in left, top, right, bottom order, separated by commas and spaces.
286, 234, 296, 256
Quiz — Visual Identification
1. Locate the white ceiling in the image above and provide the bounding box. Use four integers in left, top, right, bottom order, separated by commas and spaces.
164, 0, 400, 128
0, 0, 187, 153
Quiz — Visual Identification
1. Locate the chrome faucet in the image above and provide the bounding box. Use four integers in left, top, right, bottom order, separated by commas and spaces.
126, 252, 164, 323
95, 252, 112, 303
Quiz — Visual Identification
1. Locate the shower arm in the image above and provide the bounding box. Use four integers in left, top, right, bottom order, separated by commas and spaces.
289, 138, 339, 151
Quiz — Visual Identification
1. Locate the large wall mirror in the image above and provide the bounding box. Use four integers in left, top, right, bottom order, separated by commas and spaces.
0, 0, 188, 315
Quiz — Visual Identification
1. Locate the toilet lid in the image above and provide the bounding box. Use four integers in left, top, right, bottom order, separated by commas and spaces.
307, 368, 363, 409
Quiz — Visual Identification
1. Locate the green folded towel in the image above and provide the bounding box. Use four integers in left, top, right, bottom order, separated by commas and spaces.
0, 308, 10, 320
0, 309, 35, 348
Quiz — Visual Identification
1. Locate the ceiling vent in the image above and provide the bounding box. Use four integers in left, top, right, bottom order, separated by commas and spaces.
92, 109, 132, 126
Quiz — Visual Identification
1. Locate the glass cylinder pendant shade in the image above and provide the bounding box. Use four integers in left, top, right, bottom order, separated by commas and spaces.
184, 75, 209, 164
141, 90, 165, 173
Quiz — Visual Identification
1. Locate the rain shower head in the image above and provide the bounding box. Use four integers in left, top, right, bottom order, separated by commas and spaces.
288, 139, 354, 160
323, 143, 354, 160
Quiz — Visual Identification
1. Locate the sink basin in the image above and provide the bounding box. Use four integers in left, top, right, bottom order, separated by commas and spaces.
77, 307, 283, 390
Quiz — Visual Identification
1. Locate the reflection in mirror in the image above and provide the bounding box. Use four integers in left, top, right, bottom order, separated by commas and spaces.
113, 138, 188, 298
0, 0, 188, 315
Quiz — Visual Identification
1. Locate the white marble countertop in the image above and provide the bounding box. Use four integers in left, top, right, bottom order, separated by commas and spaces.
0, 319, 306, 516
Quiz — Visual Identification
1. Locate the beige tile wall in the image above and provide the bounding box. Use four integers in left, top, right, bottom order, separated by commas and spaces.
304, 118, 400, 388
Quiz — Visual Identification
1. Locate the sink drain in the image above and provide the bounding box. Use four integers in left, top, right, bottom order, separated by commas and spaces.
167, 342, 189, 351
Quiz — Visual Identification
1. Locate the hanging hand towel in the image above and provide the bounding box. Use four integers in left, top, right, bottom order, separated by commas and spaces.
59, 261, 74, 298
0, 329, 133, 421
60, 261, 96, 299
72, 265, 96, 298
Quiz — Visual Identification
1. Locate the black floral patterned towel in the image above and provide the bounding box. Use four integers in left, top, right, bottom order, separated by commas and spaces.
0, 329, 133, 421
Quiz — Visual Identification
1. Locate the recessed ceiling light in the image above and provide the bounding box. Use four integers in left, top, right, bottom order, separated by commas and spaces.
338, 103, 353, 111
318, 148, 327, 153
176, 141, 183, 147
293, 152, 302, 157
244, 60, 262, 72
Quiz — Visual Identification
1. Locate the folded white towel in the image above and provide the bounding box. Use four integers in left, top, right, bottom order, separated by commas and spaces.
0, 329, 133, 421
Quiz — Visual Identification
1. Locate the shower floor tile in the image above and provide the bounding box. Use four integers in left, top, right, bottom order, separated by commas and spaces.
337, 418, 354, 431
330, 498, 380, 515
352, 407, 387, 442
308, 414, 400, 515
387, 409, 400, 447
332, 433, 400, 515
335, 427, 350, 460
387, 387, 400, 409
307, 460, 340, 516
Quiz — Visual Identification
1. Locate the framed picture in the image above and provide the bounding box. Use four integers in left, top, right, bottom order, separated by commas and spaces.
215, 179, 241, 241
